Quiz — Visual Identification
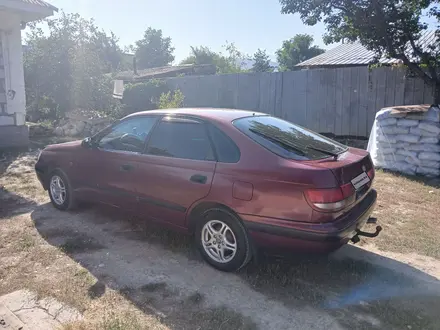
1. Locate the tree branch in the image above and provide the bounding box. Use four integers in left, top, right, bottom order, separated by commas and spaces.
397, 54, 436, 87
407, 33, 438, 82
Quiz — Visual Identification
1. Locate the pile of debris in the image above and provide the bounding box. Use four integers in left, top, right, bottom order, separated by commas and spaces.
53, 109, 113, 137
367, 105, 440, 177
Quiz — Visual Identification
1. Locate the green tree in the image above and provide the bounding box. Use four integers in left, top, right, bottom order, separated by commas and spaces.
158, 89, 185, 109
222, 42, 249, 73
180, 46, 218, 65
276, 34, 324, 71
180, 42, 248, 74
279, 0, 440, 103
122, 79, 169, 113
134, 28, 175, 69
24, 12, 121, 119
91, 30, 123, 72
252, 49, 274, 72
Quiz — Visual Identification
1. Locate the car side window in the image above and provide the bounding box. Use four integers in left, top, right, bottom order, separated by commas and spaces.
208, 124, 240, 163
98, 116, 157, 153
145, 118, 215, 161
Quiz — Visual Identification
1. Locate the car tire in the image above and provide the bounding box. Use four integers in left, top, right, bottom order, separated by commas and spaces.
48, 169, 76, 211
195, 208, 252, 272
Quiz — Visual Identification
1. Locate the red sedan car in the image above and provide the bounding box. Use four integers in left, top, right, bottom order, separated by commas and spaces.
35, 109, 381, 271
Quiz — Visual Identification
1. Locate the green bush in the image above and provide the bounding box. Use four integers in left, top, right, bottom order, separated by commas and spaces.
158, 89, 185, 109
122, 79, 169, 113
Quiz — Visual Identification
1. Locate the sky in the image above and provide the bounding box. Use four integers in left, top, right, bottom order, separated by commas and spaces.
45, 0, 331, 63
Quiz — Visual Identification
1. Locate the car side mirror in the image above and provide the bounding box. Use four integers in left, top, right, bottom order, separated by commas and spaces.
81, 137, 95, 149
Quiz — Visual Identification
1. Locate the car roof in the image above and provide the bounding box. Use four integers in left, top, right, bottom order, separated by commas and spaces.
125, 108, 268, 124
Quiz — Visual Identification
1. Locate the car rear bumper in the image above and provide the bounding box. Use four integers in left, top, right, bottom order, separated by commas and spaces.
242, 189, 378, 252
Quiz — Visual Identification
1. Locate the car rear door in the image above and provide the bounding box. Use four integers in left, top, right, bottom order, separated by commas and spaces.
74, 115, 158, 211
135, 116, 216, 228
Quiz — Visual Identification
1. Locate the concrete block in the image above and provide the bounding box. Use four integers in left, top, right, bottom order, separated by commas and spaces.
0, 125, 29, 149
0, 290, 82, 329
15, 112, 25, 125
0, 304, 28, 329
0, 115, 14, 125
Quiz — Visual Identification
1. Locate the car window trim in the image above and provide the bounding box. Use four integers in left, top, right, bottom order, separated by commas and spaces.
95, 114, 162, 155
142, 114, 218, 162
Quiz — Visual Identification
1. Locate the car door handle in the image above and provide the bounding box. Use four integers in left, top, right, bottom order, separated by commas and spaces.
190, 174, 207, 184
120, 164, 134, 172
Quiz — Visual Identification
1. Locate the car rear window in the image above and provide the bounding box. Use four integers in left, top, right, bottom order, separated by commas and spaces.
233, 116, 348, 160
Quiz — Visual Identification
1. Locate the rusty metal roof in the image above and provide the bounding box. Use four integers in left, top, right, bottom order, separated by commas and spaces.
114, 64, 216, 81
297, 30, 438, 67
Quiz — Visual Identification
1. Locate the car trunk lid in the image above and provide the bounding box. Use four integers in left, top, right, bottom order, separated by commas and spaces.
302, 148, 374, 217
311, 148, 374, 185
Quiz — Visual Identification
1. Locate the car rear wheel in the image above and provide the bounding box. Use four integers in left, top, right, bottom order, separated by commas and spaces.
195, 208, 252, 272
48, 170, 76, 211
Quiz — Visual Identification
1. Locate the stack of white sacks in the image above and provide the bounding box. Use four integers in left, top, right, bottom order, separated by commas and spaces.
367, 106, 440, 177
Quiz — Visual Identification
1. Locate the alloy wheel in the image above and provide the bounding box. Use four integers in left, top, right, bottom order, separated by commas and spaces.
50, 175, 66, 206
201, 220, 237, 263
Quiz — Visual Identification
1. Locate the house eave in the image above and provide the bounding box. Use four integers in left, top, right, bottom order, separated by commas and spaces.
0, 0, 57, 21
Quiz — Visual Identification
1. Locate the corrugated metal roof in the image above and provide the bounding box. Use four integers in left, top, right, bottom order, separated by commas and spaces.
14, 0, 57, 11
297, 30, 438, 67
113, 64, 217, 81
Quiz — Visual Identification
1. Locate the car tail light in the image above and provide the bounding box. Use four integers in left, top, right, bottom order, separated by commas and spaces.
305, 183, 355, 212
367, 167, 375, 180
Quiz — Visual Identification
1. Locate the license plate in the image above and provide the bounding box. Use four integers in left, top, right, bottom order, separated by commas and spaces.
351, 172, 370, 190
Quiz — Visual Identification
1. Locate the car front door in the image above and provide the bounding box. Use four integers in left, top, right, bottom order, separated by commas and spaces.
135, 116, 217, 228
73, 115, 158, 211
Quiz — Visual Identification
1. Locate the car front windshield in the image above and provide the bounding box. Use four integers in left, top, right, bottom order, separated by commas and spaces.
233, 116, 348, 161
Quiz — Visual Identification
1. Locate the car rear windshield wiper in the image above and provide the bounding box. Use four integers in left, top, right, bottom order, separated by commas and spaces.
306, 146, 340, 160
248, 128, 307, 156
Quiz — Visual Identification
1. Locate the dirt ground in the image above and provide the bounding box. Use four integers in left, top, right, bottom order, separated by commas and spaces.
1, 148, 440, 330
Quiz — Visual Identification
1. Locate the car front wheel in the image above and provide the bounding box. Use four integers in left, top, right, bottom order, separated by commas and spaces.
195, 208, 252, 272
48, 170, 76, 211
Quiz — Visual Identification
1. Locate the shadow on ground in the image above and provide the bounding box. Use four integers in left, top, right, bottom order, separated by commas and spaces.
0, 188, 38, 219
31, 202, 440, 330
0, 151, 19, 177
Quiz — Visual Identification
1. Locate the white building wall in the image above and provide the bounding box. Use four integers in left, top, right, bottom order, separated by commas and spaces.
0, 11, 28, 148
0, 12, 26, 125
6, 27, 26, 125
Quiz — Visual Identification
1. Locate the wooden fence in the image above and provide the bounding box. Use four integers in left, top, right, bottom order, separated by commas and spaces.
166, 67, 434, 138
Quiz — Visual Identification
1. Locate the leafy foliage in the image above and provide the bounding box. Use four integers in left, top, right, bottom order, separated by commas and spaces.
122, 79, 169, 113
279, 0, 440, 102
134, 27, 175, 69
276, 34, 324, 71
158, 89, 185, 109
252, 49, 274, 72
24, 12, 123, 120
180, 42, 249, 74
180, 46, 219, 66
